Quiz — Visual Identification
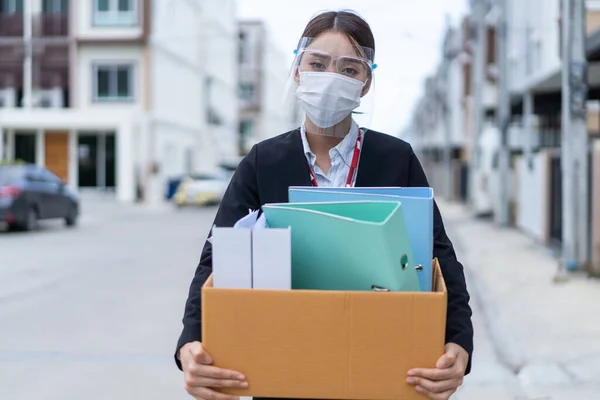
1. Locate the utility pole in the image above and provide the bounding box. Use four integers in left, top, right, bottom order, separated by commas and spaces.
442, 15, 455, 202
22, 0, 33, 108
561, 0, 590, 272
496, 0, 511, 226
443, 65, 454, 202
469, 0, 487, 205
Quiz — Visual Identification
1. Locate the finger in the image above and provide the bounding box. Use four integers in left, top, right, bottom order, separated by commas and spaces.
407, 376, 460, 394
407, 367, 454, 381
196, 377, 249, 389
415, 384, 457, 400
189, 343, 213, 365
436, 351, 458, 369
187, 387, 240, 400
186, 364, 246, 381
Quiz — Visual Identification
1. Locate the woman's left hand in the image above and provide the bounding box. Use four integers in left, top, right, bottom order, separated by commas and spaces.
406, 343, 469, 400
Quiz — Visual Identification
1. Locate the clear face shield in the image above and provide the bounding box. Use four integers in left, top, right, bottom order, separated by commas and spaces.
283, 35, 377, 138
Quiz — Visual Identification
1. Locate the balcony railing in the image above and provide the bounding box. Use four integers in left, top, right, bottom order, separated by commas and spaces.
35, 14, 69, 37
0, 14, 24, 37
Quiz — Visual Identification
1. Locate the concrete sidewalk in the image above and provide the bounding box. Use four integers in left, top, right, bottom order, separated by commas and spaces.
439, 200, 600, 399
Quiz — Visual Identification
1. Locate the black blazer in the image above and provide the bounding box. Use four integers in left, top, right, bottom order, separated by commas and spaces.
176, 128, 474, 376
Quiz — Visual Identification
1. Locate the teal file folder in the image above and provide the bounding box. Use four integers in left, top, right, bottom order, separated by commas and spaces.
288, 187, 434, 292
261, 201, 421, 292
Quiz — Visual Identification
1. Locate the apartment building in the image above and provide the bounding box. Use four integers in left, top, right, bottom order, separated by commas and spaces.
0, 0, 238, 203
409, 15, 498, 210
408, 0, 600, 269
237, 20, 299, 155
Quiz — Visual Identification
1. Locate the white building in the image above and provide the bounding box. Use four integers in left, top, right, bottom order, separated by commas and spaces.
238, 20, 299, 154
0, 0, 239, 203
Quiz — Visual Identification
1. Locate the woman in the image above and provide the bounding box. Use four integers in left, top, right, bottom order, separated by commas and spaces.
176, 10, 473, 400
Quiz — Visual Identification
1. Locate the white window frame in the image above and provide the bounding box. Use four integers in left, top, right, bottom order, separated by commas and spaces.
92, 63, 135, 103
93, 0, 138, 27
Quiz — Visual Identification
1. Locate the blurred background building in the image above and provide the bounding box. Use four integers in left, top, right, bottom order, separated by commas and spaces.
0, 0, 293, 204
406, 0, 600, 273
237, 20, 300, 155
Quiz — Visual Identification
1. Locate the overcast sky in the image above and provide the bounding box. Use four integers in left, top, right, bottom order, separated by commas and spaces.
237, 0, 468, 137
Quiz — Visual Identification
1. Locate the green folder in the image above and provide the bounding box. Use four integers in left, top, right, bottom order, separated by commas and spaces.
262, 201, 421, 292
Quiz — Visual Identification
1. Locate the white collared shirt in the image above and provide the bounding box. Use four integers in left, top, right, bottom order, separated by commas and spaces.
300, 120, 362, 187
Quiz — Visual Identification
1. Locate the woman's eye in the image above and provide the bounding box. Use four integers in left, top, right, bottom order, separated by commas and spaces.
310, 62, 325, 70
343, 68, 358, 75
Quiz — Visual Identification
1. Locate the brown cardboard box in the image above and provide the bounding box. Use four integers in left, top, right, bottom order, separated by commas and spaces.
202, 259, 447, 400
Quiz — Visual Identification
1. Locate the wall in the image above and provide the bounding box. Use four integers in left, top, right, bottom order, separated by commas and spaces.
507, 0, 561, 94
76, 45, 145, 111
200, 0, 238, 163
516, 151, 550, 241
592, 140, 600, 270
260, 29, 297, 140
587, 10, 600, 33
239, 21, 297, 145
142, 0, 206, 202
449, 56, 465, 147
587, 101, 600, 134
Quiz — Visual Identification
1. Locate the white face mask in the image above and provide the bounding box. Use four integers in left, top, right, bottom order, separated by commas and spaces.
296, 72, 365, 129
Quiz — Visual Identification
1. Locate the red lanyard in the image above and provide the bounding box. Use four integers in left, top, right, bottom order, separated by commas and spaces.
308, 128, 363, 187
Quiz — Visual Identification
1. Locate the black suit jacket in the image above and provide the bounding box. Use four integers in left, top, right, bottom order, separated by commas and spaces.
176, 129, 474, 377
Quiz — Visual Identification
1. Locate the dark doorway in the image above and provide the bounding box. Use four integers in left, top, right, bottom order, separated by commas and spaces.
105, 134, 115, 188
549, 154, 563, 244
14, 132, 37, 163
78, 135, 97, 187
77, 132, 116, 189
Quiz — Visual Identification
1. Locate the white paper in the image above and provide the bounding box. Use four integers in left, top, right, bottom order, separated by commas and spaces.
212, 227, 252, 289
252, 227, 291, 290
234, 209, 260, 228
254, 212, 267, 229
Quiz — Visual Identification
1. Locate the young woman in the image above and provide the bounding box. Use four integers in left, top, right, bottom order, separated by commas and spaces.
176, 10, 473, 400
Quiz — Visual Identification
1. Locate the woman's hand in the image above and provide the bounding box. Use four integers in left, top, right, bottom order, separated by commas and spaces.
405, 343, 469, 400
179, 341, 248, 400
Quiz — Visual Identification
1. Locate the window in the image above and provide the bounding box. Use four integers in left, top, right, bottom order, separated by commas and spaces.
0, 0, 23, 13
93, 64, 134, 102
42, 0, 68, 13
239, 83, 255, 101
239, 120, 255, 137
239, 32, 248, 64
93, 0, 137, 27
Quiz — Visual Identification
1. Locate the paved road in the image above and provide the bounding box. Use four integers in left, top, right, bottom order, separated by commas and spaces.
0, 199, 535, 400
0, 200, 212, 400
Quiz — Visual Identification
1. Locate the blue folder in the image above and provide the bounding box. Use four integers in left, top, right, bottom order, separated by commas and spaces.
289, 187, 434, 291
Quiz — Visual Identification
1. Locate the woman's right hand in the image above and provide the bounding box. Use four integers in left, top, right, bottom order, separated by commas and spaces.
179, 341, 248, 400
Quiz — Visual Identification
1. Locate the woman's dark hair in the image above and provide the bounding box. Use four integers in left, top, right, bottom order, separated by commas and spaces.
299, 10, 375, 61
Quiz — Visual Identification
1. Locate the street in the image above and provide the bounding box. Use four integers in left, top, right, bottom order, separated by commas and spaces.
0, 199, 210, 400
1, 198, 599, 400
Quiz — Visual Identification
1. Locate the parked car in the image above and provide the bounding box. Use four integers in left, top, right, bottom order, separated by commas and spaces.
0, 164, 80, 231
173, 171, 229, 207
